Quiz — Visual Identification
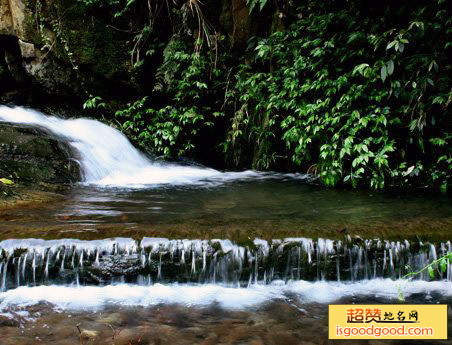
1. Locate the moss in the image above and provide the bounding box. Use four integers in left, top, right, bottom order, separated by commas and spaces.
21, 138, 56, 158
210, 242, 222, 252
235, 238, 257, 251
1, 160, 55, 183
0, 124, 80, 185
20, 0, 133, 96
56, 0, 130, 78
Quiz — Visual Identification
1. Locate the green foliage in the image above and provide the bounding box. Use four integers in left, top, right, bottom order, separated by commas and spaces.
398, 251, 451, 301
78, 0, 450, 190
402, 252, 452, 281
0, 178, 14, 185
246, 0, 269, 13
83, 96, 107, 110
229, 0, 451, 189
115, 98, 210, 157
114, 37, 226, 157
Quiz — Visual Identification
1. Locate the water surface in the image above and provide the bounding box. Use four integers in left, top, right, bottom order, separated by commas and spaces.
1, 180, 451, 241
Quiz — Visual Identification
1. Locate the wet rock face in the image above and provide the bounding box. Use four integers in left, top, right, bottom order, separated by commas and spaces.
0, 315, 19, 327
1, 237, 449, 291
0, 123, 80, 185
88, 254, 147, 280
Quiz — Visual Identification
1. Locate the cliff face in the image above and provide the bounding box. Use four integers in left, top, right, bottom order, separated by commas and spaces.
0, 0, 135, 101
0, 0, 26, 37
0, 0, 254, 102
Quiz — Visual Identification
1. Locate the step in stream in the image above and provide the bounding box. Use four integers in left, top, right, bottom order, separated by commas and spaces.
1, 237, 450, 291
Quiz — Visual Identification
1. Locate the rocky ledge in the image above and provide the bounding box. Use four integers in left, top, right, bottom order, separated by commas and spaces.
0, 122, 80, 199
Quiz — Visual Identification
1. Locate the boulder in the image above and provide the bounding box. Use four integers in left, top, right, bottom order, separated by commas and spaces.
0, 123, 80, 186
87, 254, 146, 279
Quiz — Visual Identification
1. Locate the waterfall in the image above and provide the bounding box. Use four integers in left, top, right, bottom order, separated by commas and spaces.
0, 237, 449, 291
0, 105, 305, 187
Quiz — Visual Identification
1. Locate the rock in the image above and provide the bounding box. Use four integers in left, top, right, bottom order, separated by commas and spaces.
86, 254, 145, 280
97, 312, 123, 325
80, 329, 98, 341
1, 0, 135, 98
0, 315, 19, 327
8, 0, 27, 38
232, 0, 251, 43
18, 39, 35, 59
0, 124, 80, 186
0, 0, 14, 36
2, 37, 28, 84
0, 0, 26, 38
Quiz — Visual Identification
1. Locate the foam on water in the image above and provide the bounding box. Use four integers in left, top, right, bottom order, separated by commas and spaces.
0, 279, 450, 311
0, 106, 305, 187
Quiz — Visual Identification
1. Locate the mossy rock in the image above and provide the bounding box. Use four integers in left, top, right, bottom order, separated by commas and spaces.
0, 124, 80, 185
25, 0, 135, 95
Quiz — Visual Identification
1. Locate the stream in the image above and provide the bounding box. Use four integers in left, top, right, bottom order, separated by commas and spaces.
0, 106, 451, 345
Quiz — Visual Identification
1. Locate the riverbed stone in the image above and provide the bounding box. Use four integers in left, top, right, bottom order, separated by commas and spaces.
80, 329, 98, 341
0, 316, 19, 327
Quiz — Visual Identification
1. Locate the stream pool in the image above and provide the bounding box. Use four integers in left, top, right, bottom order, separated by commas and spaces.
0, 106, 451, 344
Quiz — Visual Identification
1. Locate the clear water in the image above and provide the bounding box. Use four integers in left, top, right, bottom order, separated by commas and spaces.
1, 181, 451, 242
0, 105, 451, 343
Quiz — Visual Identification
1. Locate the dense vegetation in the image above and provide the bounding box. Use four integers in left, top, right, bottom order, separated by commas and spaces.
41, 0, 452, 190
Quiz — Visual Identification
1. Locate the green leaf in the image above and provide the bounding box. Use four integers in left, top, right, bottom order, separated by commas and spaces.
386, 41, 396, 50
428, 266, 434, 279
380, 65, 387, 82
352, 63, 369, 76
440, 258, 447, 273
386, 60, 394, 75
0, 178, 14, 185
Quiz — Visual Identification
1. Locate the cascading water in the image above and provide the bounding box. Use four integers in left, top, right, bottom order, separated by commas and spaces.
0, 237, 450, 291
0, 105, 303, 187
0, 105, 450, 313
0, 237, 451, 310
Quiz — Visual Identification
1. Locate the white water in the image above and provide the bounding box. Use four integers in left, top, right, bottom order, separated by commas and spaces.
0, 280, 451, 311
1, 237, 450, 291
0, 105, 303, 187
